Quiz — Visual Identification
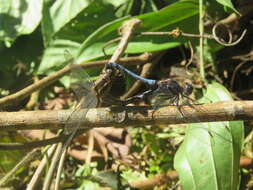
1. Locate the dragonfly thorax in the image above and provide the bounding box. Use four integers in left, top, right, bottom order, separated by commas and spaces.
156, 79, 184, 98
183, 82, 193, 96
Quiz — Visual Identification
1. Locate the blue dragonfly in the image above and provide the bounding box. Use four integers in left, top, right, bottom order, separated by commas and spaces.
106, 62, 232, 144
106, 62, 193, 110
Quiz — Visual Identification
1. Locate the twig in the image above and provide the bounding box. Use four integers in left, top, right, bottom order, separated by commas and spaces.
42, 143, 63, 190
110, 18, 142, 63
0, 149, 41, 186
26, 76, 40, 110
55, 145, 67, 190
94, 18, 142, 99
140, 24, 247, 48
86, 130, 95, 164
0, 129, 86, 150
0, 101, 252, 130
185, 41, 194, 76
102, 37, 121, 56
199, 0, 205, 80
230, 61, 247, 90
121, 51, 165, 99
129, 171, 178, 189
0, 53, 154, 108
27, 144, 57, 190
212, 23, 247, 46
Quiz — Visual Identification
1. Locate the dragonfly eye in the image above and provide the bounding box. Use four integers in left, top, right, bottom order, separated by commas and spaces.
184, 82, 193, 96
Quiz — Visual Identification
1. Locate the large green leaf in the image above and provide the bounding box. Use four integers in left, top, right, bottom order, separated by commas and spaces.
77, 0, 199, 63
41, 0, 129, 46
38, 0, 199, 75
174, 82, 244, 190
37, 39, 80, 74
0, 0, 42, 46
41, 0, 92, 45
38, 1, 122, 74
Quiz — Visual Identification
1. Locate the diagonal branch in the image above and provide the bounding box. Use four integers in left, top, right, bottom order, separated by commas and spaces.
0, 53, 154, 108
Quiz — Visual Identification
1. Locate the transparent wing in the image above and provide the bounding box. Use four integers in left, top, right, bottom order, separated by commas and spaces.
55, 53, 98, 186
64, 51, 97, 137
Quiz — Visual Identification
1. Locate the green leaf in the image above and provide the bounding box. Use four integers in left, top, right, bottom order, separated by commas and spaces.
39, 0, 121, 74
42, 0, 93, 45
77, 0, 199, 63
121, 170, 146, 182
38, 0, 199, 75
93, 171, 118, 190
174, 82, 244, 190
215, 0, 237, 12
0, 0, 43, 46
37, 39, 80, 74
42, 0, 126, 45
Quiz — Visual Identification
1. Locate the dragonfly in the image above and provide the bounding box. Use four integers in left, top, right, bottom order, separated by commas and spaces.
106, 62, 233, 144
106, 62, 193, 109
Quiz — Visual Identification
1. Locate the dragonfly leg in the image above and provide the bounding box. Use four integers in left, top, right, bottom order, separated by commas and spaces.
174, 95, 186, 117
122, 89, 154, 105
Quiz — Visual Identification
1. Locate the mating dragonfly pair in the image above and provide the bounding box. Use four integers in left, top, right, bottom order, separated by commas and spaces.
65, 60, 194, 141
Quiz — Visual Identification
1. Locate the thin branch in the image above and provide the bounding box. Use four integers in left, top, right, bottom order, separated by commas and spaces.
212, 23, 247, 46
0, 129, 87, 150
42, 143, 63, 190
0, 53, 154, 108
94, 18, 142, 98
0, 101, 252, 130
0, 149, 41, 186
27, 144, 57, 190
199, 0, 205, 80
121, 51, 165, 99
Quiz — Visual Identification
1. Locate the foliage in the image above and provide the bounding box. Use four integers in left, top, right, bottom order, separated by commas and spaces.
0, 0, 250, 189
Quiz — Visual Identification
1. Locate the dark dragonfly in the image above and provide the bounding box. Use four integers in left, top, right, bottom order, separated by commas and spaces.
106, 62, 193, 108
106, 62, 234, 144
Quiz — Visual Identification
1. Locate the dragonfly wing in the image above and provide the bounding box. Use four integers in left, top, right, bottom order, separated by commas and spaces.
64, 65, 97, 135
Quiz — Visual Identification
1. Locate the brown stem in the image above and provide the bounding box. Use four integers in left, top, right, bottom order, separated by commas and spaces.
0, 101, 252, 130
0, 53, 154, 108
0, 129, 87, 150
94, 18, 142, 100
121, 51, 165, 99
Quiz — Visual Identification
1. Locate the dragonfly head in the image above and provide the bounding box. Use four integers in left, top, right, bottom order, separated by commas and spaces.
183, 82, 193, 96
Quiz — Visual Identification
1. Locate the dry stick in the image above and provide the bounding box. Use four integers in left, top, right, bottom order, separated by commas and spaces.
0, 149, 40, 186
129, 171, 178, 189
27, 144, 57, 190
54, 146, 67, 190
94, 18, 142, 96
42, 143, 63, 190
0, 101, 253, 130
212, 23, 247, 47
0, 53, 154, 108
86, 130, 95, 164
121, 51, 165, 99
230, 61, 247, 90
0, 129, 86, 150
140, 25, 247, 47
